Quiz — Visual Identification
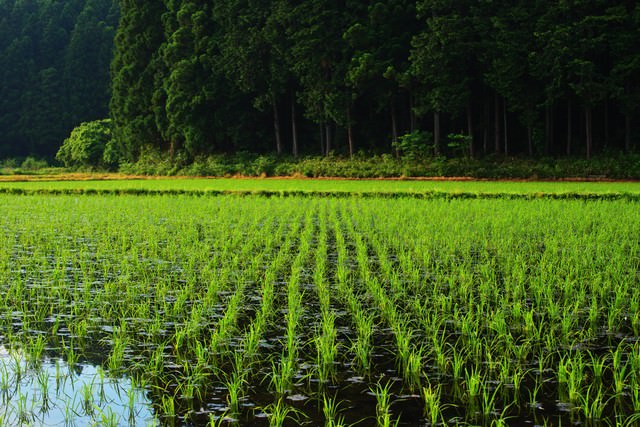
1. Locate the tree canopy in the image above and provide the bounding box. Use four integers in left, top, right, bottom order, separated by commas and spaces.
0, 0, 118, 160
109, 0, 640, 162
2, 1, 639, 163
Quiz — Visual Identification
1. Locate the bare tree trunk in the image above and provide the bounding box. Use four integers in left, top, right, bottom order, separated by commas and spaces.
347, 106, 354, 158
483, 98, 489, 155
625, 113, 631, 152
503, 98, 508, 155
585, 106, 593, 159
434, 111, 441, 156
566, 100, 572, 156
604, 99, 610, 149
291, 97, 298, 157
391, 101, 399, 157
467, 103, 474, 157
545, 105, 553, 155
527, 127, 533, 157
319, 124, 325, 156
409, 92, 416, 132
325, 123, 332, 156
273, 97, 282, 155
169, 140, 175, 161
494, 93, 501, 153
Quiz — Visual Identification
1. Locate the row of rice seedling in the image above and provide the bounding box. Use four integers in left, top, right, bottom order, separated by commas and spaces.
1, 194, 640, 425
2, 177, 640, 196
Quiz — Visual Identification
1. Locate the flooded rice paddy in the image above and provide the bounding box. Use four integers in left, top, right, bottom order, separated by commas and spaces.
1, 194, 639, 426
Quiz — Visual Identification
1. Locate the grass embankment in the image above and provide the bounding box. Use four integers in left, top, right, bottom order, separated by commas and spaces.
1, 176, 640, 200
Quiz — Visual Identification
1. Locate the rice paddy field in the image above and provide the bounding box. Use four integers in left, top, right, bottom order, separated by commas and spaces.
1, 178, 640, 426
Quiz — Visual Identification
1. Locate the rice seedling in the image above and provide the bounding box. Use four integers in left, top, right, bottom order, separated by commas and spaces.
422, 382, 445, 426
322, 393, 346, 427
372, 381, 399, 427
264, 398, 301, 427
0, 192, 639, 426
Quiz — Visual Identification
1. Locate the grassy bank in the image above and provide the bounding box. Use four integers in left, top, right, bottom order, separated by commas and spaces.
4, 152, 640, 180
1, 176, 640, 200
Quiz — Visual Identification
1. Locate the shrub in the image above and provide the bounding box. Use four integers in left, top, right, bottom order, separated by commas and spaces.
392, 131, 433, 161
56, 119, 113, 168
20, 157, 49, 171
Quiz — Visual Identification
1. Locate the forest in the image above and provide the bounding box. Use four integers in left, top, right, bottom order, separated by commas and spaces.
1, 1, 640, 166
109, 0, 640, 163
0, 0, 118, 159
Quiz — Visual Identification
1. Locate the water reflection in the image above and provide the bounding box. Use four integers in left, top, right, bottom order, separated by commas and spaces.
0, 345, 157, 426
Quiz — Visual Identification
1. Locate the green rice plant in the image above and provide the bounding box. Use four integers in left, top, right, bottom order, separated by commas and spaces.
372, 381, 399, 427
631, 382, 640, 412
604, 344, 626, 399
480, 384, 502, 418
107, 333, 128, 373
265, 398, 301, 427
527, 381, 544, 410
586, 350, 608, 382
224, 371, 246, 415
465, 366, 484, 401
36, 368, 50, 409
578, 384, 610, 421
557, 353, 585, 403
97, 406, 119, 427
2, 191, 640, 425
450, 346, 467, 381
402, 346, 425, 393
25, 335, 46, 367
422, 382, 445, 426
351, 312, 374, 374
80, 382, 95, 416
268, 355, 296, 396
161, 393, 176, 419
322, 394, 345, 427
315, 312, 339, 383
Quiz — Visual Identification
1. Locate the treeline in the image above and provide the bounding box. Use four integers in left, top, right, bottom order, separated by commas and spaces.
0, 0, 118, 159
110, 0, 640, 163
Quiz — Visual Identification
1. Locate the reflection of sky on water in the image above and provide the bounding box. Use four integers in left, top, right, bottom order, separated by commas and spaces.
0, 346, 157, 426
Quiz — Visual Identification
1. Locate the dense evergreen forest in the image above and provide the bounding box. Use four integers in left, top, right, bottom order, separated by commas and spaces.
110, 0, 640, 162
0, 0, 118, 159
2, 1, 639, 165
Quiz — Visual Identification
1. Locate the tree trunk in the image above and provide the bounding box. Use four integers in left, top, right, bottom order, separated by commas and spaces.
585, 106, 593, 159
503, 98, 508, 156
604, 99, 609, 149
434, 111, 441, 156
545, 105, 553, 155
273, 97, 282, 155
494, 93, 501, 153
319, 124, 325, 156
467, 103, 474, 158
483, 98, 489, 155
347, 106, 354, 158
625, 113, 631, 152
527, 127, 533, 157
409, 92, 416, 132
566, 100, 572, 156
391, 101, 399, 157
169, 140, 175, 161
291, 97, 298, 157
325, 123, 332, 156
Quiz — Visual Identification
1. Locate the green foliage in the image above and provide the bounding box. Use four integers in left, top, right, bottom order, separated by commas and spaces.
0, 0, 118, 159
56, 119, 113, 168
393, 131, 433, 161
447, 133, 472, 158
20, 157, 50, 171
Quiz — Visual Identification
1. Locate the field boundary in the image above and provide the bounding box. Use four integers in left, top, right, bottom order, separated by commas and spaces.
1, 187, 639, 201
